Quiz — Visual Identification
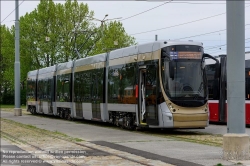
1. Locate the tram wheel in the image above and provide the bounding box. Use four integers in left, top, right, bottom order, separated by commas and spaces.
30, 107, 34, 114
66, 113, 71, 120
31, 107, 36, 115
59, 109, 64, 119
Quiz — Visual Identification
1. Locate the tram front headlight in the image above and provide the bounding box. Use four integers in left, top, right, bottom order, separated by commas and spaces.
168, 103, 175, 112
204, 104, 208, 112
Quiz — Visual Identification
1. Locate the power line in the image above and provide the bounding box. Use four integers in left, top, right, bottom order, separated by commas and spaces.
130, 13, 225, 36
205, 38, 250, 51
136, 26, 250, 45
175, 24, 250, 40
120, 1, 250, 22
120, 0, 172, 22
176, 29, 226, 40
206, 44, 226, 51
208, 47, 250, 55
130, 4, 250, 36
1, 0, 25, 24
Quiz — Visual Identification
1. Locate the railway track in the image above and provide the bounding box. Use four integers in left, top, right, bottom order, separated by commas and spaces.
1, 118, 156, 166
1, 131, 79, 166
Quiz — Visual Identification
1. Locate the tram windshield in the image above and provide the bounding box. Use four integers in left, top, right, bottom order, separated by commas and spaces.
161, 45, 207, 107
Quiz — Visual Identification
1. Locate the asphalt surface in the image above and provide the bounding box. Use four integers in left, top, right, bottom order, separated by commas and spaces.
0, 110, 243, 166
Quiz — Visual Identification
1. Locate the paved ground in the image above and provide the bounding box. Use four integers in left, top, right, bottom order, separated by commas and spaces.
1, 139, 51, 166
0, 111, 247, 166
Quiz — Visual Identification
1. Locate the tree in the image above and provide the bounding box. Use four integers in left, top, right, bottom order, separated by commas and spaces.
19, 0, 96, 67
0, 25, 15, 91
89, 21, 136, 55
19, 0, 136, 66
55, 0, 96, 61
0, 25, 15, 103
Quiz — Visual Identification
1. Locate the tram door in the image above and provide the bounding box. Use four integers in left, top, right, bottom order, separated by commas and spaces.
139, 65, 158, 125
91, 73, 101, 120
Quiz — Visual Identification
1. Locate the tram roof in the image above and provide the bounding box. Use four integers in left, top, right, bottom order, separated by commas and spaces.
74, 53, 106, 67
27, 70, 38, 77
72, 40, 203, 65
109, 40, 203, 60
39, 40, 204, 71
57, 61, 74, 71
38, 65, 57, 75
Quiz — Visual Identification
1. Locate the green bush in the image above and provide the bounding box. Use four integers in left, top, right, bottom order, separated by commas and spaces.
2, 92, 14, 105
21, 89, 26, 105
1, 89, 26, 105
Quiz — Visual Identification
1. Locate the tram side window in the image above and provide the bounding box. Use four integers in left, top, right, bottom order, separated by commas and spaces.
74, 72, 84, 102
91, 68, 104, 102
38, 78, 52, 101
56, 74, 71, 102
146, 65, 157, 104
205, 64, 219, 100
73, 71, 92, 102
145, 64, 159, 121
37, 78, 46, 101
121, 66, 136, 104
109, 67, 122, 103
27, 77, 36, 101
82, 71, 92, 102
108, 65, 136, 104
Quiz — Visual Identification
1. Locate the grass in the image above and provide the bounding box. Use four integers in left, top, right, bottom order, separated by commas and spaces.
216, 163, 223, 166
26, 124, 37, 129
54, 130, 69, 137
0, 105, 26, 109
1, 118, 85, 143
74, 138, 84, 142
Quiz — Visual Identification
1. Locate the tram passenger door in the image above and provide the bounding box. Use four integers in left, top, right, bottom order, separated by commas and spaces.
91, 73, 101, 120
139, 66, 159, 125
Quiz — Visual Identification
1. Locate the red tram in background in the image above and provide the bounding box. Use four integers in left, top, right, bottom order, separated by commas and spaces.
205, 51, 250, 125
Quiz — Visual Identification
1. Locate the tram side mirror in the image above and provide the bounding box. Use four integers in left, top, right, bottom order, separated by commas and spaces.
203, 53, 220, 78
169, 61, 175, 79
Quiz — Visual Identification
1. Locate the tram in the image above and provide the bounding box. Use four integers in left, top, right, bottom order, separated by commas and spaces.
27, 40, 219, 129
205, 51, 250, 125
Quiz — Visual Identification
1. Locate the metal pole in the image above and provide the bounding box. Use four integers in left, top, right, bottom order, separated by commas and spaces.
226, 0, 245, 133
104, 52, 110, 120
155, 35, 158, 41
14, 0, 21, 115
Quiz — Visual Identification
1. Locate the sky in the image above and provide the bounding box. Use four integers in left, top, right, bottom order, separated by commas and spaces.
1, 0, 250, 56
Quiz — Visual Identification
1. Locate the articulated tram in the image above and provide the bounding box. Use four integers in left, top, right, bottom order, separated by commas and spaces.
27, 40, 218, 129
205, 51, 250, 125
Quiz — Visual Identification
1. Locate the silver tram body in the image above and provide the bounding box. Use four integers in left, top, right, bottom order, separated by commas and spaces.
27, 40, 212, 129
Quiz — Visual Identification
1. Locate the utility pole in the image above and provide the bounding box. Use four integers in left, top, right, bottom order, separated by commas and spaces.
155, 35, 158, 41
14, 0, 22, 116
223, 0, 249, 160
